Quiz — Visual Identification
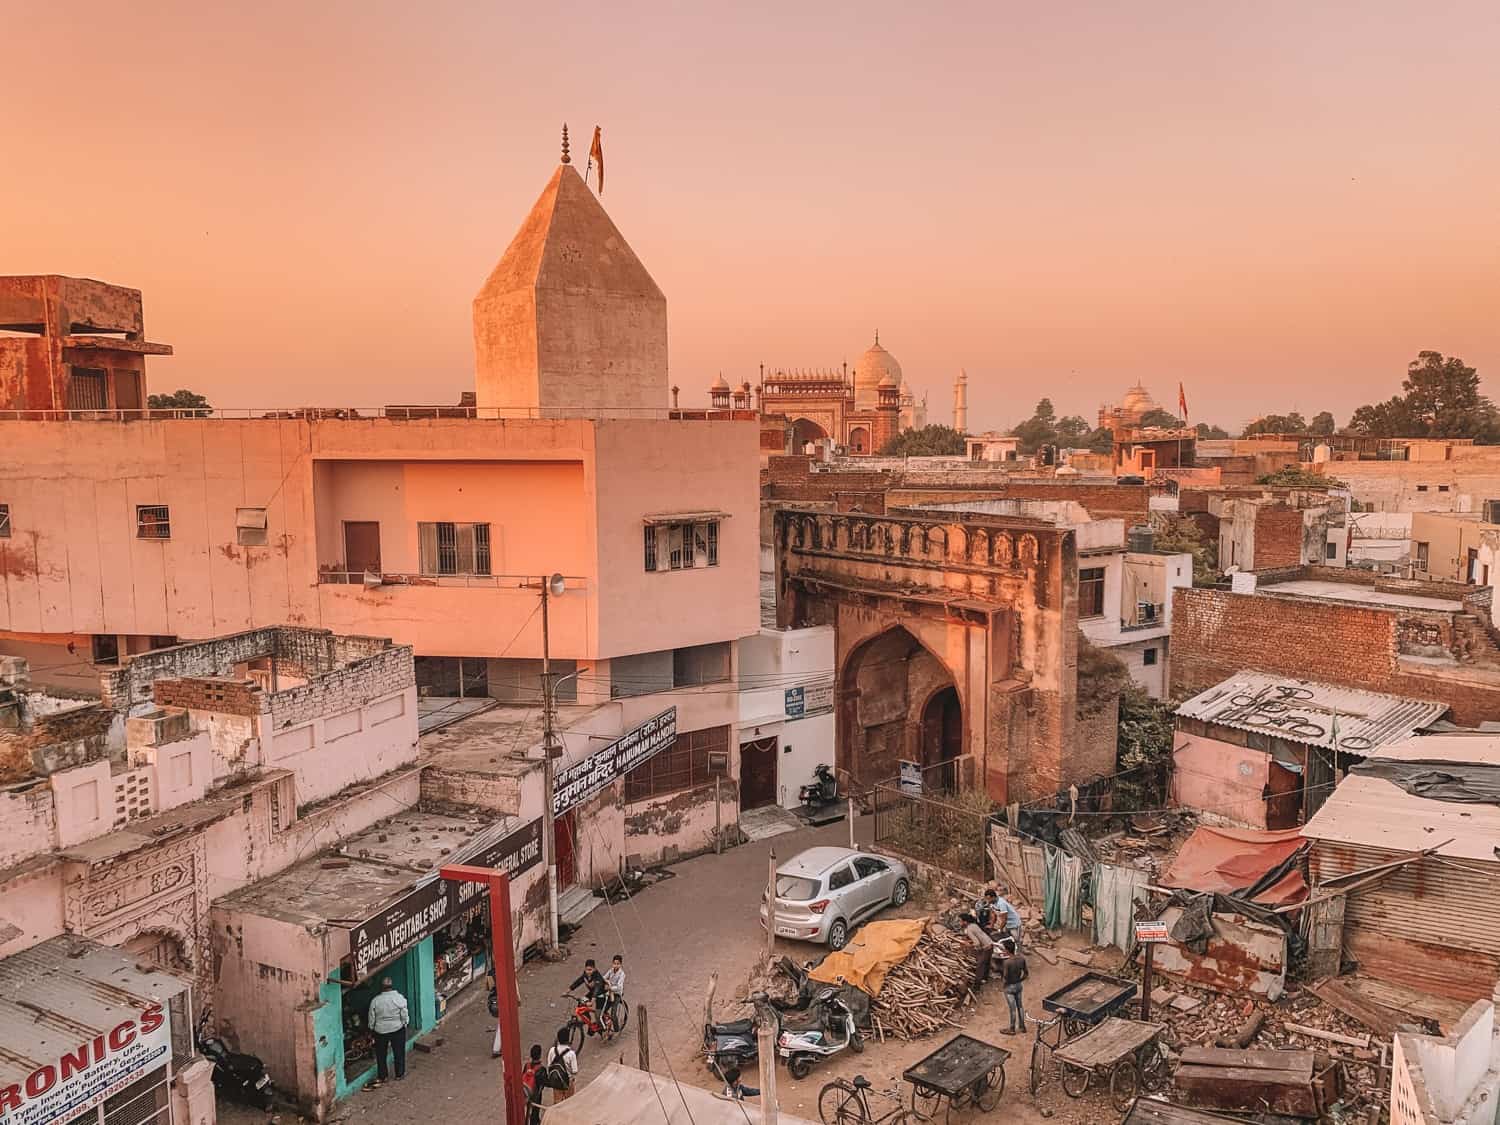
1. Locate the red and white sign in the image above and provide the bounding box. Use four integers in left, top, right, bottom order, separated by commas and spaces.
1134, 919, 1171, 944
0, 1004, 170, 1125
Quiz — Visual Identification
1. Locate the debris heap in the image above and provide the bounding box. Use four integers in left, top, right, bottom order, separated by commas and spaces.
869, 923, 980, 1041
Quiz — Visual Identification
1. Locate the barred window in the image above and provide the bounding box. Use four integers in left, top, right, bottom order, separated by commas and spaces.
418, 522, 492, 575
136, 505, 171, 539
0, 504, 9, 538
646, 520, 721, 572
706, 521, 718, 566
623, 724, 729, 801
644, 525, 657, 571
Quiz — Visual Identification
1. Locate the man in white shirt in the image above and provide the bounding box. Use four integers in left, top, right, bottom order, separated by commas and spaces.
367, 978, 410, 1086
546, 1028, 579, 1102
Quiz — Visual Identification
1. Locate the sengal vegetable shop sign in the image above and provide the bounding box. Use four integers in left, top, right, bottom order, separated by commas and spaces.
350, 817, 544, 980
0, 1003, 170, 1125
552, 708, 677, 816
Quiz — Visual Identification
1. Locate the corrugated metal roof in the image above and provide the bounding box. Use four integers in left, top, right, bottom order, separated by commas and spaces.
0, 935, 189, 1082
1302, 774, 1500, 862
1367, 731, 1500, 765
1175, 672, 1446, 753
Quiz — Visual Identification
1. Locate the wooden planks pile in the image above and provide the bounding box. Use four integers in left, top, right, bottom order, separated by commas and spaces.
870, 924, 979, 1041
1173, 1046, 1343, 1119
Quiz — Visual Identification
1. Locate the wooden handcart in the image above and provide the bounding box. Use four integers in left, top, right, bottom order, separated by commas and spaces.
1050, 1017, 1167, 1110
902, 1033, 1011, 1123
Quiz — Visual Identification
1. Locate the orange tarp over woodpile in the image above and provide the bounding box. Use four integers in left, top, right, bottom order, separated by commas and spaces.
1160, 825, 1308, 905
807, 918, 927, 996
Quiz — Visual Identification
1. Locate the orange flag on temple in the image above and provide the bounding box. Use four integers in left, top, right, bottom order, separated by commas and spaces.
588, 126, 604, 194
1178, 381, 1189, 422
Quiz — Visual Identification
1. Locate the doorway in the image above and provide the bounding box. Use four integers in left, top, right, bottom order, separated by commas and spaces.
555, 810, 576, 888
920, 686, 963, 793
343, 521, 382, 576
740, 737, 778, 810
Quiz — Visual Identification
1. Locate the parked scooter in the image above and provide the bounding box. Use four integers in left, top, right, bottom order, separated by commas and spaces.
777, 987, 862, 1079
703, 1012, 759, 1079
798, 764, 839, 809
196, 1014, 275, 1110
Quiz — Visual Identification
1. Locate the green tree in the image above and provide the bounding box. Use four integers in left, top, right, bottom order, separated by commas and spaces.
877, 424, 967, 457
1138, 407, 1183, 429
1309, 411, 1336, 435
1084, 425, 1115, 453
1150, 512, 1219, 586
1010, 398, 1059, 453
147, 389, 212, 414
1255, 465, 1348, 489
1195, 422, 1230, 440
1242, 412, 1308, 437
1054, 414, 1091, 444
1347, 352, 1498, 442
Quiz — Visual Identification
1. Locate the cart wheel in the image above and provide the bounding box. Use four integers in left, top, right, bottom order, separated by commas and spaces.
910, 1082, 941, 1120
1028, 1040, 1052, 1095
1060, 1062, 1090, 1098
818, 1081, 868, 1125
788, 1054, 814, 1080
1137, 1040, 1168, 1092
1109, 1059, 1140, 1111
975, 1065, 1005, 1111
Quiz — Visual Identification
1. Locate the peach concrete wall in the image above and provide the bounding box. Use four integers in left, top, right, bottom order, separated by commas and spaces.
0, 780, 56, 869
260, 686, 418, 805
0, 862, 63, 959
1170, 732, 1271, 829
0, 416, 753, 665
590, 420, 761, 658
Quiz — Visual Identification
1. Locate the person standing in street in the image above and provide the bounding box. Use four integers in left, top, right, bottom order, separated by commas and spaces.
994, 892, 1024, 950
367, 978, 410, 1086
999, 939, 1030, 1034
545, 1027, 579, 1102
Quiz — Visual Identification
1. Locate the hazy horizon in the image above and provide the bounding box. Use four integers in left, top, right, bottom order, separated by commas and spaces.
3, 1, 1497, 433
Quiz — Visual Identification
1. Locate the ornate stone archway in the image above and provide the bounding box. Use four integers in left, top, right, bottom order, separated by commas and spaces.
837, 625, 962, 789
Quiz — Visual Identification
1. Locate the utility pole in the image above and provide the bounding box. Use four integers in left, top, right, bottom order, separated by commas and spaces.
538, 573, 566, 951
766, 848, 777, 957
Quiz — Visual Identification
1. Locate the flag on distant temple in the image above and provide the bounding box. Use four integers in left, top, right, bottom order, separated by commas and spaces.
1178, 381, 1189, 422
588, 126, 604, 193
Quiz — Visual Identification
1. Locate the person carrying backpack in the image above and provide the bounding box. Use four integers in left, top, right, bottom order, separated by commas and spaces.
519, 1044, 545, 1125
544, 1028, 578, 1102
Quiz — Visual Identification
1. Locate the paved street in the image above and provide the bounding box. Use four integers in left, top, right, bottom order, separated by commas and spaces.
228, 816, 1115, 1125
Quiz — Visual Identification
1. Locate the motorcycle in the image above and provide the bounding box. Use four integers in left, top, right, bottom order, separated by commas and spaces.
798, 763, 839, 809
196, 1013, 275, 1111
776, 987, 861, 1080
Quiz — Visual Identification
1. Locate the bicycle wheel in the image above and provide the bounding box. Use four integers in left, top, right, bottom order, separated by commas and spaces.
565, 1019, 584, 1053
910, 1082, 941, 1120
1137, 1039, 1167, 1092
612, 999, 630, 1033
1029, 1040, 1052, 1095
818, 1082, 868, 1125
1109, 1059, 1140, 1111
1060, 1061, 1090, 1098
975, 1064, 1005, 1111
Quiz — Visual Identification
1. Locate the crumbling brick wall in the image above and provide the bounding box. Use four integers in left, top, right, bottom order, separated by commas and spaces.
0, 702, 115, 782
152, 678, 265, 716
1253, 504, 1308, 570
1171, 587, 1500, 725
266, 646, 414, 729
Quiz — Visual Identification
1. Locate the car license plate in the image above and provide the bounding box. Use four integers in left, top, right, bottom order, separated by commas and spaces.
775, 925, 798, 937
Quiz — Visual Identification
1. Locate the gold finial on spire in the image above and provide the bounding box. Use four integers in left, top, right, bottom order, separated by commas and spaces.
874, 329, 879, 345
561, 123, 571, 164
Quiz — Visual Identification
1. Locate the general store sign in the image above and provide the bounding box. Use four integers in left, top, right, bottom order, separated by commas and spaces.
0, 1003, 169, 1125
1134, 919, 1171, 944
784, 682, 833, 720
350, 817, 544, 980
552, 708, 677, 816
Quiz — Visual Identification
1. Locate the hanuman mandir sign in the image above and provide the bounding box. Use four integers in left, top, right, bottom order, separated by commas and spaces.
552, 708, 677, 816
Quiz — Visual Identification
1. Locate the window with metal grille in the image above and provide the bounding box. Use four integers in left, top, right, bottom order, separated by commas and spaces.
136, 505, 171, 539
1079, 567, 1106, 618
623, 724, 729, 801
0, 503, 9, 538
67, 366, 108, 410
236, 507, 268, 546
417, 522, 492, 575
646, 520, 721, 572
101, 1066, 169, 1125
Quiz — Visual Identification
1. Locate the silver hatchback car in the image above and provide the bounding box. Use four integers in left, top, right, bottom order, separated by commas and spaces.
758, 846, 911, 950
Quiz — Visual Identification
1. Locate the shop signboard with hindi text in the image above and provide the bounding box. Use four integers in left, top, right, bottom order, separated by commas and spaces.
1, 1003, 171, 1125
784, 682, 834, 720
552, 708, 677, 816
350, 816, 544, 980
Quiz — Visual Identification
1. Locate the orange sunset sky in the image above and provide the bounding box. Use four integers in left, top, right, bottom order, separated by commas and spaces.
3, 1, 1497, 432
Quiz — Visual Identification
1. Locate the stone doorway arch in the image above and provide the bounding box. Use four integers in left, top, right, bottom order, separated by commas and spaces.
848, 426, 871, 454
919, 685, 963, 793
838, 625, 961, 790
123, 928, 193, 973
791, 417, 828, 452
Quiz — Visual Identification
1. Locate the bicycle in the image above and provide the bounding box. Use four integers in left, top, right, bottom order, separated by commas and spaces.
560, 992, 629, 1052
1028, 1013, 1084, 1096
817, 1075, 924, 1125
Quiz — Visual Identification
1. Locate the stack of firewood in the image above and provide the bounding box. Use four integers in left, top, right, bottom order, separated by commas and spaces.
869, 924, 980, 1041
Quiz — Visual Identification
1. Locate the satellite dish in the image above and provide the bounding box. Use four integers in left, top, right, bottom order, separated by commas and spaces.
548, 573, 566, 597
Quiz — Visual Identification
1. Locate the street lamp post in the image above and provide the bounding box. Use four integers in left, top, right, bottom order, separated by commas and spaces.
538, 573, 566, 951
